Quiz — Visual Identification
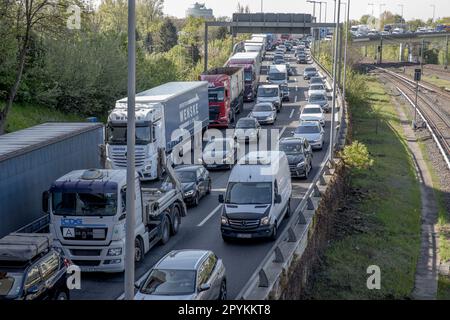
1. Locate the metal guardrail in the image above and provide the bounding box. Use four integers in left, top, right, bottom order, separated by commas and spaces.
15, 214, 50, 234
236, 55, 348, 300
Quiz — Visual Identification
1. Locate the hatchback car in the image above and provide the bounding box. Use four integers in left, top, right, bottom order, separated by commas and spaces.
303, 67, 318, 80
0, 248, 71, 300
279, 137, 313, 178
202, 138, 239, 170
300, 104, 325, 126
134, 250, 226, 300
308, 93, 330, 113
164, 165, 211, 206
293, 121, 325, 150
233, 117, 261, 143
309, 76, 325, 86
250, 102, 277, 125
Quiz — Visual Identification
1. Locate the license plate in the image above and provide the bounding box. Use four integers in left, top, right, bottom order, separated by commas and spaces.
62, 228, 75, 238
208, 164, 217, 168
237, 233, 252, 239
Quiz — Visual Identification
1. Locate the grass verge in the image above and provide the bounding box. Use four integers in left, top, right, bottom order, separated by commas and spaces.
308, 76, 422, 299
4, 101, 84, 133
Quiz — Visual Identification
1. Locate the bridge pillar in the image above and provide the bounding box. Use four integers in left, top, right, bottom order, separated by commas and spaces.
399, 43, 404, 62
408, 43, 420, 63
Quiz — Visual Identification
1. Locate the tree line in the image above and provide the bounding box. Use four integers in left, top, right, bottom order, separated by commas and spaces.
0, 0, 239, 134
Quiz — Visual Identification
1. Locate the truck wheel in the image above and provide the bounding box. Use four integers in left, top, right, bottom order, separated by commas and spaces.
135, 237, 144, 263
160, 217, 171, 245
171, 206, 181, 235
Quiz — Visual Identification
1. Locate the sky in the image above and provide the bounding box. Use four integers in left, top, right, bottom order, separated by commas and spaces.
162, 0, 450, 22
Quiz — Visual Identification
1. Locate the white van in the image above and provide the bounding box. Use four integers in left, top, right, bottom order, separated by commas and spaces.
219, 151, 292, 241
268, 64, 288, 85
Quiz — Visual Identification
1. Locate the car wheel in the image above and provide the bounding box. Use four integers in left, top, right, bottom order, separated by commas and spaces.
206, 180, 212, 195
285, 200, 292, 218
135, 237, 144, 263
270, 222, 278, 241
55, 291, 69, 300
159, 218, 171, 245
171, 205, 181, 235
193, 193, 200, 207
218, 280, 227, 300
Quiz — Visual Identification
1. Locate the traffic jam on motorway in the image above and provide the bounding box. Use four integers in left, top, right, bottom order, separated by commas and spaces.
0, 33, 333, 301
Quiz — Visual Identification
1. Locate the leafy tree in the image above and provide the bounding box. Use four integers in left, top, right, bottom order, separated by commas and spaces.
157, 18, 178, 52
407, 19, 425, 31
360, 14, 371, 25
97, 0, 128, 34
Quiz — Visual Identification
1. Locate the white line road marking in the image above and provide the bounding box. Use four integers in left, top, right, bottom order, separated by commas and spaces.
211, 188, 226, 192
296, 86, 298, 91
295, 96, 298, 103
289, 109, 295, 119
197, 204, 222, 227
279, 126, 287, 137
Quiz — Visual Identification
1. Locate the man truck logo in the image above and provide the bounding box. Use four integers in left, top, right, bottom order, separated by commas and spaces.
63, 228, 75, 238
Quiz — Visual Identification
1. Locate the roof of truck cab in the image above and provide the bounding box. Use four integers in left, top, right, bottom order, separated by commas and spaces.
229, 52, 260, 60
118, 81, 208, 104
0, 122, 103, 163
53, 169, 132, 187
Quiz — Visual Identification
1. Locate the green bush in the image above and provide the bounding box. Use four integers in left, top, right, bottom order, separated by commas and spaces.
341, 141, 374, 172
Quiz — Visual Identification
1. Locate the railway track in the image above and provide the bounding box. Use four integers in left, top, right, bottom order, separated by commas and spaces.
374, 67, 450, 166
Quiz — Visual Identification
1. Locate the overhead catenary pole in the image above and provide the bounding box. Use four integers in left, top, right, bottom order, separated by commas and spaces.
445, 35, 449, 70
330, 0, 341, 160
342, 0, 350, 100
421, 38, 425, 74
125, 0, 136, 301
204, 23, 208, 72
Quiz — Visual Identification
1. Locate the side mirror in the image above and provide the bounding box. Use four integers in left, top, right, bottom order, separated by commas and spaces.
199, 283, 211, 292
275, 194, 282, 204
42, 191, 49, 214
218, 194, 224, 203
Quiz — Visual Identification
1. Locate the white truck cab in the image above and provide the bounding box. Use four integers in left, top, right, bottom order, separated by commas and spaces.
219, 151, 292, 241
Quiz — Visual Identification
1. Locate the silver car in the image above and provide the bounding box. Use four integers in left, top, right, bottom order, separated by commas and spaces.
134, 250, 227, 300
308, 93, 330, 113
250, 102, 277, 124
293, 121, 325, 150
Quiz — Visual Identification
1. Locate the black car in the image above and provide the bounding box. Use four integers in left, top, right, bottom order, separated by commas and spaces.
0, 247, 70, 300
167, 165, 211, 207
279, 137, 313, 178
280, 84, 290, 101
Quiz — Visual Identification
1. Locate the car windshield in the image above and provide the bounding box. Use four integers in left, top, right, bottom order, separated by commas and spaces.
295, 125, 320, 134
254, 104, 273, 112
236, 119, 256, 129
244, 70, 253, 82
309, 95, 326, 102
310, 78, 323, 84
225, 182, 272, 205
305, 68, 316, 73
52, 192, 117, 216
269, 72, 286, 80
303, 107, 322, 114
258, 87, 278, 97
0, 272, 23, 298
310, 85, 324, 90
140, 269, 196, 296
175, 171, 196, 183
107, 124, 151, 145
280, 142, 303, 155
208, 88, 225, 102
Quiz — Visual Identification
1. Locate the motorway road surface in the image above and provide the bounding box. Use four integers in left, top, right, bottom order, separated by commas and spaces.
72, 50, 333, 300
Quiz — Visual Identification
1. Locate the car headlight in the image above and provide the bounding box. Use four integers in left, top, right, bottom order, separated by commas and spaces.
107, 248, 122, 256
221, 216, 229, 225
184, 190, 195, 197
297, 160, 305, 167
260, 217, 271, 225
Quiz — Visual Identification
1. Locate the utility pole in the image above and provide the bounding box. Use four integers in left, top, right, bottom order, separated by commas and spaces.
398, 4, 404, 22
413, 68, 421, 129
337, 2, 346, 87
430, 4, 435, 23
261, 0, 263, 12
379, 34, 383, 64
125, 0, 136, 301
445, 35, 449, 70
368, 2, 375, 17
318, 2, 323, 58
204, 24, 209, 72
330, 0, 341, 160
342, 0, 350, 100
420, 38, 425, 74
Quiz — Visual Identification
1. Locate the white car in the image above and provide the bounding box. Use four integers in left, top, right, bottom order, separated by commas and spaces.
308, 84, 327, 97
293, 121, 324, 150
300, 105, 325, 127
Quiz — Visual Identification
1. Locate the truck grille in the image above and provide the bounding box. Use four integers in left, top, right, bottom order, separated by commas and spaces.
70, 249, 102, 256
228, 219, 260, 230
110, 149, 146, 168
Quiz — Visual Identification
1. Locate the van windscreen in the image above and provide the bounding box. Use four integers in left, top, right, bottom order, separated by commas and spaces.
225, 182, 272, 205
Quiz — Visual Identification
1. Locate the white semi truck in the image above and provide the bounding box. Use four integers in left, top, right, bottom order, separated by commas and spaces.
44, 149, 187, 273
106, 82, 209, 181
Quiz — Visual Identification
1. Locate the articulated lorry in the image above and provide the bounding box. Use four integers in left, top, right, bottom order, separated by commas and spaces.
0, 123, 104, 238
200, 67, 245, 128
44, 149, 187, 272
106, 82, 209, 180
226, 52, 261, 102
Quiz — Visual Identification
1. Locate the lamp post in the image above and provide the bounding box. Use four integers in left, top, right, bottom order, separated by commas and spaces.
430, 4, 435, 22
398, 4, 404, 22
330, 0, 341, 160
368, 3, 375, 17
125, 0, 136, 300
342, 0, 350, 101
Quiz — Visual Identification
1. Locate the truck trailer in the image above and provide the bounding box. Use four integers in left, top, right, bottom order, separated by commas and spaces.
200, 67, 245, 128
106, 81, 209, 180
0, 123, 104, 238
226, 52, 262, 102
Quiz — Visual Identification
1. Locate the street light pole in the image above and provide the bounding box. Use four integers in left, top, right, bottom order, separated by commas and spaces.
430, 4, 435, 22
368, 3, 374, 17
330, 0, 341, 160
261, 0, 263, 13
342, 0, 350, 100
125, 0, 136, 301
398, 4, 404, 22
